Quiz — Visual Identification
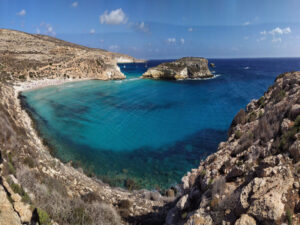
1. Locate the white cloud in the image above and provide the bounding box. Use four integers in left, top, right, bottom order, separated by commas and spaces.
258, 27, 291, 43
272, 37, 282, 43
180, 38, 185, 44
134, 21, 149, 33
244, 36, 249, 40
188, 28, 193, 32
109, 45, 119, 51
256, 36, 266, 42
17, 9, 26, 16
269, 27, 291, 35
71, 2, 78, 8
243, 21, 250, 26
167, 38, 176, 43
100, 8, 128, 25
90, 29, 95, 34
260, 30, 267, 35
36, 23, 56, 36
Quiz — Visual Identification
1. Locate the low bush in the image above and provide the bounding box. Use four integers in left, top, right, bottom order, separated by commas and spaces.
37, 208, 51, 225
234, 130, 242, 139
8, 179, 31, 204
257, 96, 266, 108
279, 115, 300, 152
23, 156, 35, 168
248, 111, 257, 122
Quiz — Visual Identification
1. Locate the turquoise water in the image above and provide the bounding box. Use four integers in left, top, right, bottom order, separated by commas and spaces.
22, 58, 300, 189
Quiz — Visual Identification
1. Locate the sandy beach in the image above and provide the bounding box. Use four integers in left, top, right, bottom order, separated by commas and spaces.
13, 78, 92, 92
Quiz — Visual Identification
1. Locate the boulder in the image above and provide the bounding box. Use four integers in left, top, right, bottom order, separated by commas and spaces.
234, 214, 256, 225
0, 185, 21, 225
142, 57, 213, 80
184, 208, 213, 225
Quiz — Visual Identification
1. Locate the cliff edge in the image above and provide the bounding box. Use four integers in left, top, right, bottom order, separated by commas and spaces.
165, 71, 300, 225
142, 57, 213, 80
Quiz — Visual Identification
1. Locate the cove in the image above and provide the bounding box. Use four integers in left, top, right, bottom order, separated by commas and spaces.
21, 58, 300, 189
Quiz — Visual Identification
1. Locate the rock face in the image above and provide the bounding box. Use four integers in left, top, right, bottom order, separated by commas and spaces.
0, 29, 141, 82
165, 71, 300, 225
142, 57, 213, 80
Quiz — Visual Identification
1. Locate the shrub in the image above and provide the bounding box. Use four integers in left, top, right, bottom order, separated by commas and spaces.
279, 115, 300, 151
7, 161, 16, 175
234, 130, 242, 139
228, 109, 247, 136
9, 181, 31, 204
37, 208, 51, 225
124, 178, 139, 191
257, 96, 266, 108
248, 111, 257, 122
286, 209, 293, 225
23, 156, 35, 168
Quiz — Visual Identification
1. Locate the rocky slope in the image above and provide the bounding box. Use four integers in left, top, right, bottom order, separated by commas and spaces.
0, 29, 141, 82
142, 57, 213, 80
0, 29, 168, 225
165, 71, 300, 225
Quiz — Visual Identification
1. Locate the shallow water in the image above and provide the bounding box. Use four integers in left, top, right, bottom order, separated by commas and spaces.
22, 58, 300, 189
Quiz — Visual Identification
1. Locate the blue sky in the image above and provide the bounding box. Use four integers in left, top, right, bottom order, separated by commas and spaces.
1, 0, 300, 59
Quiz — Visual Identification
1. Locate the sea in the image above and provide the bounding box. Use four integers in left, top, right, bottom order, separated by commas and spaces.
21, 58, 300, 189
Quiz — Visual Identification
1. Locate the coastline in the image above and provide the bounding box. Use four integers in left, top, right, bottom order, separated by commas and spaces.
13, 77, 93, 92
1, 77, 168, 218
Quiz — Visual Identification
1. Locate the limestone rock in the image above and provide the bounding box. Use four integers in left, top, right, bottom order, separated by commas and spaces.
234, 214, 256, 225
176, 194, 189, 210
184, 209, 213, 225
142, 57, 213, 80
0, 185, 21, 225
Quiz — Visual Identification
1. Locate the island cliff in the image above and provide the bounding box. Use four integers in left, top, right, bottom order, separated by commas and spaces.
142, 57, 213, 80
0, 29, 299, 225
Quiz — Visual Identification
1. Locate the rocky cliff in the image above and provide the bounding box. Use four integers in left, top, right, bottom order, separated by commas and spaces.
0, 29, 141, 82
165, 71, 300, 225
142, 57, 213, 80
0, 29, 167, 225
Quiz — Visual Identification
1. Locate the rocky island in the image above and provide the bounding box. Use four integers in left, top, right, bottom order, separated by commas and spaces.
0, 29, 299, 225
142, 57, 213, 80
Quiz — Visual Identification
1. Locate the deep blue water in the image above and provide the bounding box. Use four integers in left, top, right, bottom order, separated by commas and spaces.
22, 58, 300, 189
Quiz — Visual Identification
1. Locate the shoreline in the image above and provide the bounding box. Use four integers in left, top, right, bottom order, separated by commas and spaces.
13, 77, 94, 92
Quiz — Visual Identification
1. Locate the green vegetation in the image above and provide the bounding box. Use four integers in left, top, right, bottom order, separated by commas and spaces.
23, 156, 35, 168
200, 169, 206, 176
248, 111, 257, 122
7, 161, 16, 175
7, 152, 16, 175
234, 130, 242, 139
257, 96, 266, 108
279, 115, 300, 151
9, 181, 31, 204
37, 208, 51, 225
286, 209, 293, 225
72, 206, 92, 225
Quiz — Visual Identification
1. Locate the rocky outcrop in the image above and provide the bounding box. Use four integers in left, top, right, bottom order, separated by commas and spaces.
142, 57, 213, 80
165, 71, 300, 225
0, 29, 140, 82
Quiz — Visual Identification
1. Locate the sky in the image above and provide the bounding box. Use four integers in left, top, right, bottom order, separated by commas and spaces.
1, 0, 300, 59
